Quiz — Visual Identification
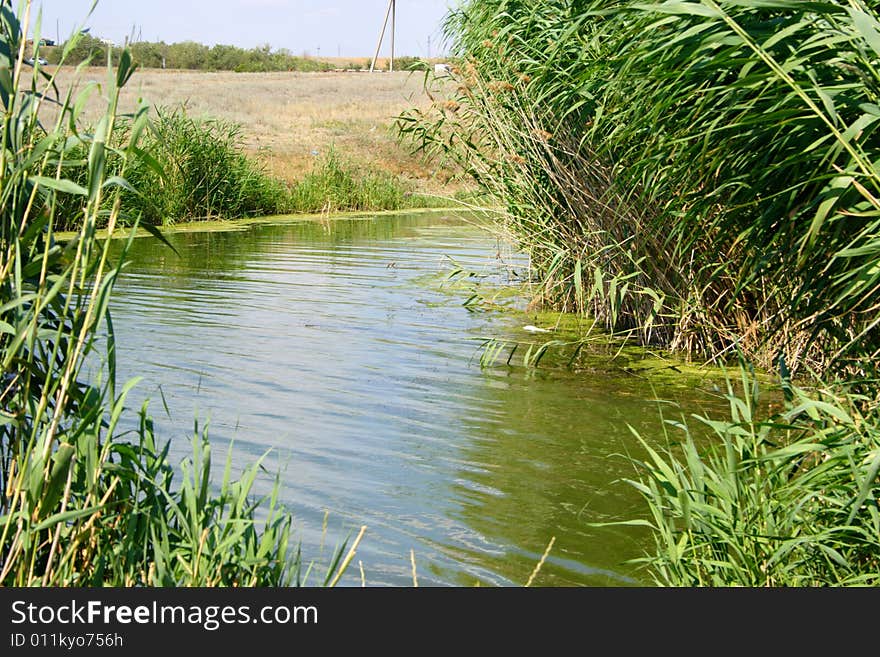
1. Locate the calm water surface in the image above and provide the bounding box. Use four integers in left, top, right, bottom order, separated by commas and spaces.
107, 211, 724, 586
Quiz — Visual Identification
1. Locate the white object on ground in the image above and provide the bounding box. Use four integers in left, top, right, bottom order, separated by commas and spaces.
523, 325, 552, 333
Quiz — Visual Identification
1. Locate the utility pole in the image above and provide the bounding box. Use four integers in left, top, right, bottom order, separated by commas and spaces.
427, 35, 431, 60
370, 0, 396, 73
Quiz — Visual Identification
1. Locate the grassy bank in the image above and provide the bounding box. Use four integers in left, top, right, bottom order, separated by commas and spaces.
35, 66, 468, 200
52, 105, 445, 231
401, 0, 880, 585
0, 2, 357, 586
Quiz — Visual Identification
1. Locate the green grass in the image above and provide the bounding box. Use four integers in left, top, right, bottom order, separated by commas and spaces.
287, 148, 435, 214
125, 107, 289, 225
51, 106, 290, 229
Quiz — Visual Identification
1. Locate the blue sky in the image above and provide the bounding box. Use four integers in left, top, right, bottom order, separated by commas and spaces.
31, 1, 457, 58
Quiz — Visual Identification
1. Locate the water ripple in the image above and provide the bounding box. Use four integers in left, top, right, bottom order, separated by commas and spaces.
104, 212, 705, 587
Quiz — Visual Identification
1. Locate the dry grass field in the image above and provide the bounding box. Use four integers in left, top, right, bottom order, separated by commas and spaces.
40, 66, 464, 197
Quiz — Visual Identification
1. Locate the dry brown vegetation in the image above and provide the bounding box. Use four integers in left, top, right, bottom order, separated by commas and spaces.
42, 66, 465, 196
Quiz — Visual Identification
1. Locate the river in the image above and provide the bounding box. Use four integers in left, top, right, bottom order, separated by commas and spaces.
106, 210, 725, 586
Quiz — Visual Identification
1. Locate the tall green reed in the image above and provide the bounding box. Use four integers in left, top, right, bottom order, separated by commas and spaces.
0, 0, 352, 586
288, 147, 430, 214
399, 0, 880, 378
125, 107, 289, 225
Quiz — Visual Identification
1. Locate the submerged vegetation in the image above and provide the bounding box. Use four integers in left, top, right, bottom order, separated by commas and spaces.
0, 2, 361, 585
400, 0, 880, 585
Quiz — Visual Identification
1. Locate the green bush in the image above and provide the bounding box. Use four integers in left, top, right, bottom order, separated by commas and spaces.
56, 37, 336, 72
50, 107, 290, 229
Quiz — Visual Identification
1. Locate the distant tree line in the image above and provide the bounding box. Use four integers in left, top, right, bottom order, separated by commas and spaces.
39, 34, 424, 72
